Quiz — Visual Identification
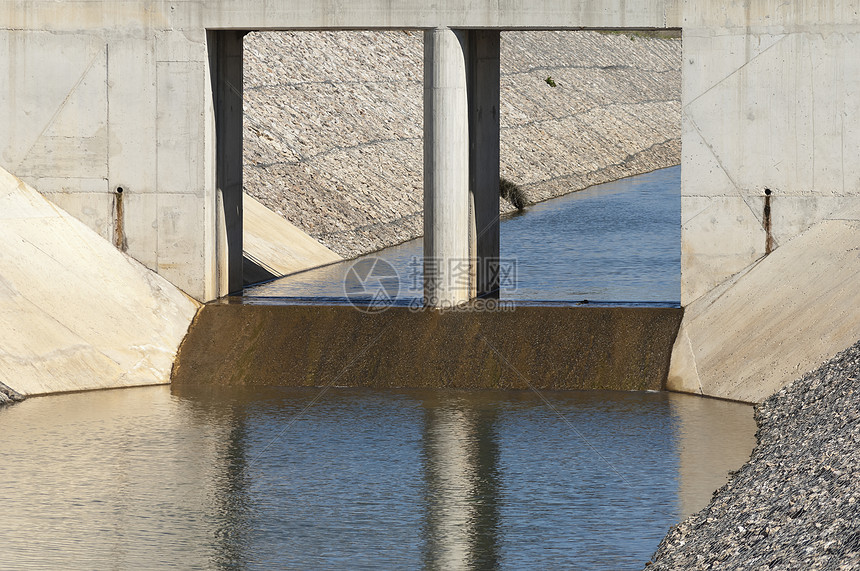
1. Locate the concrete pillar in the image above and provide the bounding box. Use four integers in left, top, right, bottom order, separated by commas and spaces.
424, 29, 501, 306
424, 28, 471, 307
467, 31, 501, 298
209, 31, 245, 297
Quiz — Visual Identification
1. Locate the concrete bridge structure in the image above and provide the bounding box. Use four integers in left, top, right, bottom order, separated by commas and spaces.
2, 1, 860, 402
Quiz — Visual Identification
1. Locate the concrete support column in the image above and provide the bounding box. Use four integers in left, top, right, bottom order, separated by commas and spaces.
424, 28, 501, 306
209, 30, 244, 297
467, 31, 501, 299
424, 28, 471, 307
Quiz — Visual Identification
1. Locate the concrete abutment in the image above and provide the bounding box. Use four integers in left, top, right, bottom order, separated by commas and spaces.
3, 1, 860, 403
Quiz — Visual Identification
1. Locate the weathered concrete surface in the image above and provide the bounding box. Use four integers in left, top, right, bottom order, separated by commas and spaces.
0, 1, 679, 302
423, 27, 472, 306
244, 30, 681, 258
0, 166, 199, 396
242, 193, 341, 285
172, 304, 683, 391
681, 5, 860, 305
668, 217, 860, 404
670, 2, 860, 401
651, 339, 860, 569
0, 1, 682, 31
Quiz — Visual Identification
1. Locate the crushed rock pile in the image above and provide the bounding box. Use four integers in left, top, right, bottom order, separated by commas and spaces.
648, 339, 860, 569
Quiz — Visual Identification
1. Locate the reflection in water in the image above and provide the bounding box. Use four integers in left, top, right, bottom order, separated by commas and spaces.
212, 411, 252, 569
422, 403, 501, 570
669, 393, 758, 516
0, 385, 755, 569
0, 387, 236, 568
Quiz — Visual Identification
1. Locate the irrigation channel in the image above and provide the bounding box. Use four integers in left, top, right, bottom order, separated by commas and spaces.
0, 167, 758, 569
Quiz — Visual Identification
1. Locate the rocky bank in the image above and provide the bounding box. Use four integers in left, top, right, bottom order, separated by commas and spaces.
0, 382, 23, 406
243, 30, 681, 258
649, 340, 860, 569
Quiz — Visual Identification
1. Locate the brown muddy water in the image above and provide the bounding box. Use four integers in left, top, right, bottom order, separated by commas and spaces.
0, 385, 755, 570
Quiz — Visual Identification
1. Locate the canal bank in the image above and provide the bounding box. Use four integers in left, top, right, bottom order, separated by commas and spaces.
649, 339, 860, 568
243, 30, 681, 260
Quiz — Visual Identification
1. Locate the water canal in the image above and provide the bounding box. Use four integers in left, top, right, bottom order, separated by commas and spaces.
0, 166, 758, 569
244, 166, 682, 305
0, 385, 754, 570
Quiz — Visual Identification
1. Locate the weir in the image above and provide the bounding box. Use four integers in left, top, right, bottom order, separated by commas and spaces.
3, 1, 860, 402
172, 304, 682, 391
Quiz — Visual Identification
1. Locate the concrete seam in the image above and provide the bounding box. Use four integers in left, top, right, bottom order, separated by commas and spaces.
697, 256, 766, 311
15, 47, 104, 172
520, 138, 678, 189
684, 111, 741, 192
683, 328, 705, 396
248, 135, 423, 168
105, 42, 110, 186
504, 64, 679, 75
504, 98, 678, 131
684, 34, 788, 109
246, 79, 423, 91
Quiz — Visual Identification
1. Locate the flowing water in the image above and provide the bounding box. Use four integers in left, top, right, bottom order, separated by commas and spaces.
245, 166, 681, 305
0, 385, 755, 570
0, 166, 758, 569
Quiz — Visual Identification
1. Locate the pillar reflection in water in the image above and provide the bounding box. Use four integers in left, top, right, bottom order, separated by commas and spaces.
421, 398, 501, 569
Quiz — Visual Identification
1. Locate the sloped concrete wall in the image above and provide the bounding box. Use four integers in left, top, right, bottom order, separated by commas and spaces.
242, 193, 342, 285
0, 167, 199, 396
674, 3, 860, 401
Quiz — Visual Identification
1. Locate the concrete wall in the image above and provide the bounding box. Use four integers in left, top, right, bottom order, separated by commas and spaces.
0, 1, 678, 303
242, 193, 342, 285
0, 20, 220, 300
0, 2, 681, 31
0, 166, 198, 396
680, 3, 860, 305
672, 1, 860, 401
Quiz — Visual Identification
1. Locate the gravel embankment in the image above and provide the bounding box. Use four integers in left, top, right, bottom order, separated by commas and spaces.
0, 382, 23, 406
648, 340, 860, 569
243, 30, 681, 258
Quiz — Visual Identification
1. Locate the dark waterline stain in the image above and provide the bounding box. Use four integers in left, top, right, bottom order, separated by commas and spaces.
764, 188, 774, 255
